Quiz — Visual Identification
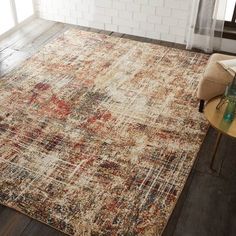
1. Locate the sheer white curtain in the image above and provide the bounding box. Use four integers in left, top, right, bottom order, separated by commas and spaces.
186, 0, 227, 53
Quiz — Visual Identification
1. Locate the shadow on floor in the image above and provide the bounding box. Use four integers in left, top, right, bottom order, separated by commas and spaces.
163, 128, 236, 236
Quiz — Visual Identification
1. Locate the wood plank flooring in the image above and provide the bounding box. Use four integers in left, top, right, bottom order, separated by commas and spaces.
0, 18, 236, 236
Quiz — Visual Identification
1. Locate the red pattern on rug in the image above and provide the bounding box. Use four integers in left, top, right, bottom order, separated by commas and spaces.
0, 29, 209, 235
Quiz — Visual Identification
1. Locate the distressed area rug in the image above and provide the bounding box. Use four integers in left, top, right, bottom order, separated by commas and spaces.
0, 29, 208, 235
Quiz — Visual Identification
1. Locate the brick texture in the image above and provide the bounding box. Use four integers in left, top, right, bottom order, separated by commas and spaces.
35, 0, 191, 44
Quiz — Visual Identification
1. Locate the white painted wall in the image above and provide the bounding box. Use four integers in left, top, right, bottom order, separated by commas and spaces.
35, 0, 236, 53
221, 38, 236, 54
35, 0, 191, 44
190, 34, 236, 54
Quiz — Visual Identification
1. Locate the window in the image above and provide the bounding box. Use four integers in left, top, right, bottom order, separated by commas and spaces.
223, 0, 236, 40
15, 0, 34, 23
0, 0, 34, 36
0, 1, 15, 35
225, 0, 236, 22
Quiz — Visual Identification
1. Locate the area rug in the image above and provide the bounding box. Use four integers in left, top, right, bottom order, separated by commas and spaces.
0, 29, 209, 235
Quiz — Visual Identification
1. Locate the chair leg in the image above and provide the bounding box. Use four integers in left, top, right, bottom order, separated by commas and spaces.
199, 99, 205, 113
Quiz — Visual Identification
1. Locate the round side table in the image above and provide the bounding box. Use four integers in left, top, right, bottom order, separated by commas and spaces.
204, 96, 236, 174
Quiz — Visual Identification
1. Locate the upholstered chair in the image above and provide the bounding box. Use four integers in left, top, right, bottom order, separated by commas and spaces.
197, 53, 236, 112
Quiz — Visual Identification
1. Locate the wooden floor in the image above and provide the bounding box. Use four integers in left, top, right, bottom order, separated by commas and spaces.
0, 18, 185, 77
0, 18, 236, 236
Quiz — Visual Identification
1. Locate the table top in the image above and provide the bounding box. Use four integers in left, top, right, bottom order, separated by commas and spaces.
204, 97, 236, 138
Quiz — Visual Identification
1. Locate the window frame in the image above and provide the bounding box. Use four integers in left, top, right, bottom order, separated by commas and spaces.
223, 2, 236, 40
0, 0, 36, 39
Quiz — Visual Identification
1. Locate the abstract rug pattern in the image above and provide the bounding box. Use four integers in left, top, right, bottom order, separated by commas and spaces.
0, 29, 208, 235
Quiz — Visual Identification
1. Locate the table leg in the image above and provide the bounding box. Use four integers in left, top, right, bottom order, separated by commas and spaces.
210, 132, 222, 172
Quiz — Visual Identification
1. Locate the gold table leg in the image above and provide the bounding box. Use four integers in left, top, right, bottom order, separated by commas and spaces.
210, 132, 222, 173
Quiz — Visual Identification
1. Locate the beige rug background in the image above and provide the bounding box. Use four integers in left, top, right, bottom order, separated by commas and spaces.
0, 29, 209, 235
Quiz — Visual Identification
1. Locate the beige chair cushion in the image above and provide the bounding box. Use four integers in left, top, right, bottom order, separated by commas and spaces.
197, 53, 236, 101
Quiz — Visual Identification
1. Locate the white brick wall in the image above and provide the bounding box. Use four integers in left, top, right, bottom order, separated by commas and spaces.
35, 0, 191, 44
